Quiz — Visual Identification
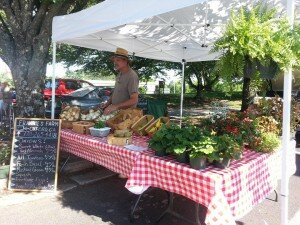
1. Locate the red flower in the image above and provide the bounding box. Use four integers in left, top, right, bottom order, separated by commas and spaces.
225, 125, 239, 134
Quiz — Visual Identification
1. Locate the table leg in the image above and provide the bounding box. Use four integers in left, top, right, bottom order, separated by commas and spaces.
129, 191, 150, 223
60, 154, 71, 173
156, 191, 173, 223
156, 192, 202, 225
266, 189, 278, 202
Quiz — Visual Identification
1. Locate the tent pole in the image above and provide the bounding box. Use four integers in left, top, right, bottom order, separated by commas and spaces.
180, 60, 185, 128
281, 1, 294, 225
51, 42, 57, 119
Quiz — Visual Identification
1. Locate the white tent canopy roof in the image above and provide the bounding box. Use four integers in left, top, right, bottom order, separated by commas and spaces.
52, 0, 291, 63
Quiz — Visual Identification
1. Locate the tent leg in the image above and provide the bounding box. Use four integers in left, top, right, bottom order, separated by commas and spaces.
179, 61, 185, 127
281, 1, 294, 225
51, 42, 57, 119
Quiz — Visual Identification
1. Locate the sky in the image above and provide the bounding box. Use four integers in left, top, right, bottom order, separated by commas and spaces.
0, 58, 67, 78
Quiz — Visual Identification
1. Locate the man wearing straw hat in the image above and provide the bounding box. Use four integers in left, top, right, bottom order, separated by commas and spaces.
102, 47, 139, 115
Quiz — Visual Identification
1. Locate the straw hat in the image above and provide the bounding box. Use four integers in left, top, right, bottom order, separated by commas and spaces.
111, 47, 130, 61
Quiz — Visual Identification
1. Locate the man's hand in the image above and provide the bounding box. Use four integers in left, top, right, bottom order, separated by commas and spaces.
103, 104, 118, 115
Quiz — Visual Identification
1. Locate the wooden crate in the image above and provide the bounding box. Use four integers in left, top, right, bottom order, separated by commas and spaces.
145, 117, 170, 137
106, 108, 143, 130
131, 115, 154, 136
72, 121, 95, 135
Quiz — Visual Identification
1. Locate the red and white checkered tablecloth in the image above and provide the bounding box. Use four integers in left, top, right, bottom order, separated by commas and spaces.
126, 142, 296, 225
60, 129, 150, 177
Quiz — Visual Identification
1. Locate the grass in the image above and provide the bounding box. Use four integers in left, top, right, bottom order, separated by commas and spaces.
142, 91, 242, 109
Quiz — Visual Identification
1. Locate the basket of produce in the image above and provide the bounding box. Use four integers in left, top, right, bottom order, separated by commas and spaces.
72, 121, 95, 135
94, 111, 118, 123
89, 121, 111, 137
80, 108, 103, 121
107, 129, 133, 146
145, 117, 170, 137
106, 108, 143, 130
60, 106, 80, 121
131, 115, 154, 136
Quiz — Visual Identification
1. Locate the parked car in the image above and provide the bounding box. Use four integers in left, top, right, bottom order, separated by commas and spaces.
43, 78, 94, 100
45, 86, 108, 118
95, 86, 114, 97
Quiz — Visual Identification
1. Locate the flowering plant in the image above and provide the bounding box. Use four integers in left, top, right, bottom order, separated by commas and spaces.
215, 134, 243, 160
200, 109, 281, 154
253, 96, 299, 133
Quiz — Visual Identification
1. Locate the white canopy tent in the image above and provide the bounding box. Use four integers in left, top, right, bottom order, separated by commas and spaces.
52, 0, 297, 224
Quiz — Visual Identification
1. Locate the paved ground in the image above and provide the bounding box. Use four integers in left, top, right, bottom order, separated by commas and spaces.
0, 153, 299, 225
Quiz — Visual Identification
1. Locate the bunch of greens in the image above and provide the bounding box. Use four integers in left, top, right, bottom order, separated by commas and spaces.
148, 124, 202, 155
94, 120, 106, 129
189, 134, 217, 160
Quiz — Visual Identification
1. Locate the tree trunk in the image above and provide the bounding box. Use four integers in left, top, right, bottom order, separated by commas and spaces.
195, 85, 204, 101
241, 57, 254, 112
241, 77, 251, 112
11, 57, 47, 118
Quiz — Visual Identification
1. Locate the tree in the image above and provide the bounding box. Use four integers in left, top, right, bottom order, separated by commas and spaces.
0, 0, 101, 117
185, 61, 219, 99
213, 4, 300, 111
57, 45, 169, 82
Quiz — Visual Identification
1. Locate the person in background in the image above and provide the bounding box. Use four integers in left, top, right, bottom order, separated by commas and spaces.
102, 47, 139, 115
0, 82, 3, 122
2, 82, 11, 116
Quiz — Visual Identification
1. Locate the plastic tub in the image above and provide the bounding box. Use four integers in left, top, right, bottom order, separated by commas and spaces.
89, 127, 111, 137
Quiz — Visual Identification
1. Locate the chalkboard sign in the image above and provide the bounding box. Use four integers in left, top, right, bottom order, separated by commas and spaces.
8, 118, 61, 191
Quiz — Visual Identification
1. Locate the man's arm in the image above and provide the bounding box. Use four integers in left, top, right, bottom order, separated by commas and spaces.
103, 93, 138, 115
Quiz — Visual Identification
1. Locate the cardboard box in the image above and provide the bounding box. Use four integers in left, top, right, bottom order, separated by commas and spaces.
61, 120, 74, 129
72, 121, 95, 134
107, 134, 132, 146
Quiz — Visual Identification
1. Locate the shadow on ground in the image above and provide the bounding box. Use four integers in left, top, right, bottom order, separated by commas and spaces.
57, 174, 207, 225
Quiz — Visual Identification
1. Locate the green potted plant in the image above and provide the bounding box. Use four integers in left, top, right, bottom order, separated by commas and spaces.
213, 3, 300, 111
189, 135, 217, 170
174, 125, 203, 163
148, 124, 184, 157
214, 134, 243, 169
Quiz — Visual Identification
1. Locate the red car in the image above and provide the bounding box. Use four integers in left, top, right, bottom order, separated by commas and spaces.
43, 78, 94, 100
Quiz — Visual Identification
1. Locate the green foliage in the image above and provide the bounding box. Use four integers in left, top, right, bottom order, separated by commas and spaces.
94, 121, 105, 129
56, 45, 170, 82
0, 142, 11, 165
148, 124, 202, 155
254, 96, 299, 132
255, 132, 280, 153
215, 134, 243, 160
189, 135, 216, 159
213, 3, 300, 80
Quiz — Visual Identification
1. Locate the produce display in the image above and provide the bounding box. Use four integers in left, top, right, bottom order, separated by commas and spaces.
94, 111, 118, 122
131, 115, 154, 136
145, 117, 170, 136
72, 121, 95, 134
106, 108, 143, 130
81, 108, 102, 121
60, 106, 80, 121
113, 129, 132, 137
107, 129, 133, 146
